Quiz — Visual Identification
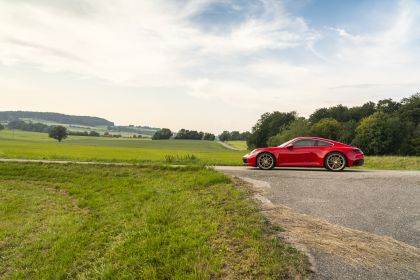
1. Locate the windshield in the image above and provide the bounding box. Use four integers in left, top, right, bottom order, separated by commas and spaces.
278, 139, 295, 147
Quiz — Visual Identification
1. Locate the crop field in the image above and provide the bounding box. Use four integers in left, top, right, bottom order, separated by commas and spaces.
0, 130, 244, 165
0, 162, 308, 278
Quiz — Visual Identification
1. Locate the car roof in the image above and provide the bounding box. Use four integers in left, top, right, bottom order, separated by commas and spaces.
292, 136, 348, 146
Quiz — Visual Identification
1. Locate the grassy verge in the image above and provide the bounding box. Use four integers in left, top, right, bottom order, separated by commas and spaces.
360, 156, 420, 170
0, 163, 308, 279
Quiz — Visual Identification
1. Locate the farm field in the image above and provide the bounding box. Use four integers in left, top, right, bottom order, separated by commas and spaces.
0, 130, 419, 170
226, 140, 248, 151
0, 162, 308, 278
0, 130, 244, 165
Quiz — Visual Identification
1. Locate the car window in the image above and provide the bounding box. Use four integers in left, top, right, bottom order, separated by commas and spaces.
293, 139, 317, 147
317, 140, 333, 147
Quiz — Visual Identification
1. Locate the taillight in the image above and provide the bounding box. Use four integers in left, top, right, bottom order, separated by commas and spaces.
350, 149, 361, 153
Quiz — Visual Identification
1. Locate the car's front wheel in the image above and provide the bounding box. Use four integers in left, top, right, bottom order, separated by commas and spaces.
257, 153, 275, 170
325, 152, 346, 171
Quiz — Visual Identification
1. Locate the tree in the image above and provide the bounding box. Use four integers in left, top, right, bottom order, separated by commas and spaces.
152, 128, 173, 140
267, 118, 312, 146
203, 133, 215, 141
247, 111, 296, 149
48, 125, 68, 142
311, 118, 342, 140
219, 131, 230, 141
174, 129, 203, 140
0, 124, 4, 131
89, 131, 100, 137
398, 93, 420, 125
337, 120, 358, 144
352, 112, 404, 155
376, 99, 401, 114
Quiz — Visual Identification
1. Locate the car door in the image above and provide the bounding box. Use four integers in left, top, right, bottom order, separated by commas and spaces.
278, 139, 318, 166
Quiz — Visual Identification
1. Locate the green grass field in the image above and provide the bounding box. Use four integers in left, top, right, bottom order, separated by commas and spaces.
0, 130, 244, 165
0, 130, 419, 170
226, 140, 249, 151
0, 162, 308, 278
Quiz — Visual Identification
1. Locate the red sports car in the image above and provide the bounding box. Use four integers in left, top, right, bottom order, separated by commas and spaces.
243, 137, 364, 171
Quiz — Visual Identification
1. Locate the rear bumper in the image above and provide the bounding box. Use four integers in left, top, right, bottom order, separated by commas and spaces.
351, 159, 364, 166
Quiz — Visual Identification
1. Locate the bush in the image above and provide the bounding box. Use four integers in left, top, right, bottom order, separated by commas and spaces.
152, 128, 173, 140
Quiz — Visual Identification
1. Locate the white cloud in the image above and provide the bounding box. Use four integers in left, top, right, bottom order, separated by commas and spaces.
0, 0, 419, 132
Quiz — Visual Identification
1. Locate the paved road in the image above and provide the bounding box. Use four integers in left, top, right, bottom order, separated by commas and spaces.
216, 166, 420, 279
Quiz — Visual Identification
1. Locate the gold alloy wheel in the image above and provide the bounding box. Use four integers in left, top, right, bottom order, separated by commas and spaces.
257, 153, 274, 170
326, 153, 346, 171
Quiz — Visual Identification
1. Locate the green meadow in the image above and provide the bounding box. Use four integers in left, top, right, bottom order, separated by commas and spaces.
0, 130, 244, 165
0, 130, 419, 170
0, 162, 308, 279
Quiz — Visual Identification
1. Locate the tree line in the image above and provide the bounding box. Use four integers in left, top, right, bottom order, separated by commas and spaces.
0, 111, 113, 126
218, 131, 251, 141
6, 120, 102, 136
247, 93, 419, 155
152, 128, 215, 141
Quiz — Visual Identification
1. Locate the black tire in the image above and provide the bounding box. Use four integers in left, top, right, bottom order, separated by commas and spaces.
257, 153, 275, 170
324, 152, 347, 171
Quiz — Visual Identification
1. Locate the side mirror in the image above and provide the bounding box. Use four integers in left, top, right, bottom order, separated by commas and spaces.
286, 143, 294, 149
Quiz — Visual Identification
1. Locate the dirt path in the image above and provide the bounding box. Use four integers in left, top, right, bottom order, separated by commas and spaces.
217, 141, 240, 150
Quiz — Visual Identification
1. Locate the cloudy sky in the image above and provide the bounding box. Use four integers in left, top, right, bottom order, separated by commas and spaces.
1, 0, 419, 133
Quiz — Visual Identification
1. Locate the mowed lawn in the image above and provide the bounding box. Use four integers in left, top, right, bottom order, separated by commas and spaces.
0, 130, 244, 165
0, 163, 308, 279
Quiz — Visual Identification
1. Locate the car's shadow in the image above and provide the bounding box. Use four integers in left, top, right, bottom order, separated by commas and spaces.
246, 167, 368, 172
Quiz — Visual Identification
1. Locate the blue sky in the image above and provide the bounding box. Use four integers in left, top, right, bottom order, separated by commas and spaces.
0, 0, 419, 133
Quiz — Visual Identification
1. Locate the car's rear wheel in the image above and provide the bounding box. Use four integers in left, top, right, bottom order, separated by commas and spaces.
257, 153, 275, 170
325, 152, 346, 171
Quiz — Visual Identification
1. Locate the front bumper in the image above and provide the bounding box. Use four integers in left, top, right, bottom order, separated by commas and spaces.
242, 155, 257, 166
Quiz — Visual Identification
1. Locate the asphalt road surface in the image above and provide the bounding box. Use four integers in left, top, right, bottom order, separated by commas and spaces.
216, 166, 420, 280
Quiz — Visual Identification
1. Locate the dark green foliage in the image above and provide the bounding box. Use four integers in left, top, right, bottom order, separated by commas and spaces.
311, 118, 342, 140
8, 120, 50, 133
0, 111, 113, 126
309, 102, 376, 123
377, 98, 401, 114
48, 125, 68, 142
89, 131, 100, 137
152, 128, 173, 140
337, 120, 358, 144
398, 93, 420, 125
175, 129, 204, 140
250, 93, 419, 155
247, 111, 296, 148
352, 113, 405, 155
203, 133, 215, 141
219, 131, 250, 141
267, 118, 312, 146
0, 124, 4, 131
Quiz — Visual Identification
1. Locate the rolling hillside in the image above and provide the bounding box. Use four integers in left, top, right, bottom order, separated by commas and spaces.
0, 111, 114, 127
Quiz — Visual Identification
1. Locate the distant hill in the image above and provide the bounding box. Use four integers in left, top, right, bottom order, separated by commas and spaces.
0, 111, 114, 127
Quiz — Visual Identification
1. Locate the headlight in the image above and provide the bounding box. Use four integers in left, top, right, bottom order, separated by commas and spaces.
250, 149, 258, 155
